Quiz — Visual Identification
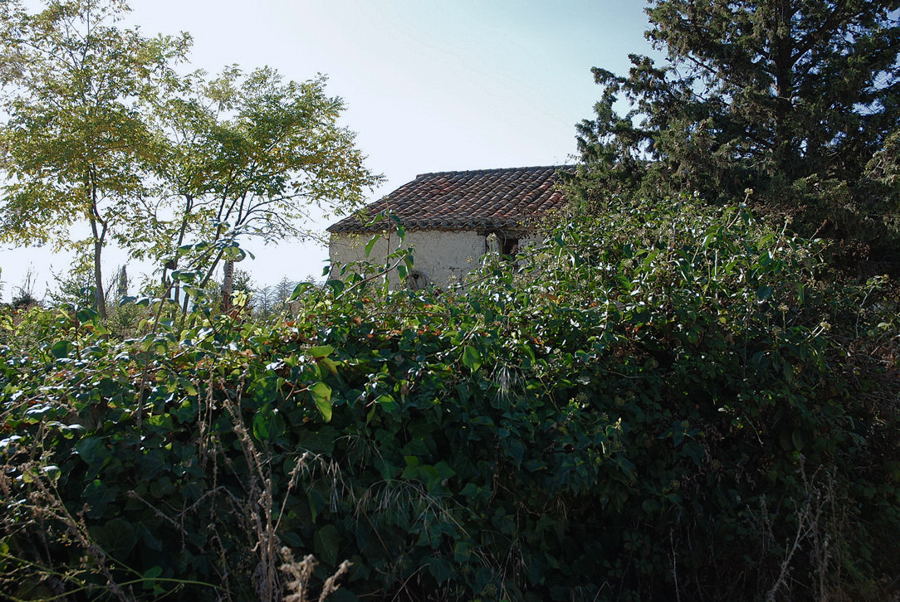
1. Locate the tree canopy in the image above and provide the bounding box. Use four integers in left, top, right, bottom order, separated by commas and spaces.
571, 0, 899, 273
0, 0, 379, 315
135, 65, 380, 311
0, 0, 189, 316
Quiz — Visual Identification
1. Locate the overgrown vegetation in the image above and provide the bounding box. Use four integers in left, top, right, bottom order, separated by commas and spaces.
0, 0, 897, 600
2, 198, 896, 600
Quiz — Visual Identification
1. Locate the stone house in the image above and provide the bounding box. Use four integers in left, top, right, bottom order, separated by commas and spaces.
327, 165, 572, 287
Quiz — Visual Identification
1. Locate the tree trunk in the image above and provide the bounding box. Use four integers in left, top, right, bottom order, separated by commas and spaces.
86, 172, 108, 318
88, 216, 108, 318
771, 0, 796, 177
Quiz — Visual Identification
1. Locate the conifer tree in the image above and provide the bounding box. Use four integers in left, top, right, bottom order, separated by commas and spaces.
572, 0, 898, 271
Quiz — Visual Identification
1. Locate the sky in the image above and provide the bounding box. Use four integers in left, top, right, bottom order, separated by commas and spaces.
0, 0, 658, 301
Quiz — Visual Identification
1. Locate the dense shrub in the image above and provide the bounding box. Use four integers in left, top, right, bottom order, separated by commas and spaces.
1, 197, 897, 600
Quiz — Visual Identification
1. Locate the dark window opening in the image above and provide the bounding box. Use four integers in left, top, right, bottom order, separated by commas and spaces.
485, 232, 519, 256
502, 237, 519, 255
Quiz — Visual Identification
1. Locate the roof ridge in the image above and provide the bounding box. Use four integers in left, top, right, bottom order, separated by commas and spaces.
415, 164, 573, 178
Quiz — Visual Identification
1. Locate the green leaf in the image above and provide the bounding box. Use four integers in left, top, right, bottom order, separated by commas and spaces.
313, 524, 341, 567
364, 233, 381, 257
143, 565, 163, 580
428, 557, 452, 583
461, 346, 482, 372
49, 340, 74, 359
142, 565, 163, 591
83, 480, 118, 518
221, 245, 247, 262
388, 212, 406, 239
170, 270, 199, 283
253, 408, 271, 440
75, 307, 98, 323
90, 518, 137, 559
309, 382, 333, 422
375, 394, 397, 413
325, 279, 345, 295
453, 540, 472, 562
319, 357, 339, 376
307, 345, 334, 359
295, 426, 337, 454
289, 282, 314, 300
40, 465, 61, 482
75, 437, 107, 466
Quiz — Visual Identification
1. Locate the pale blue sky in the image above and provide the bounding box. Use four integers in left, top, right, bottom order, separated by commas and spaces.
1, 0, 658, 300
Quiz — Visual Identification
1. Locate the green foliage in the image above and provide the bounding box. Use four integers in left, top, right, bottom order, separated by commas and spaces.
0, 0, 190, 317
46, 260, 96, 309
572, 0, 899, 274
0, 1, 380, 318
139, 65, 381, 313
1, 198, 896, 600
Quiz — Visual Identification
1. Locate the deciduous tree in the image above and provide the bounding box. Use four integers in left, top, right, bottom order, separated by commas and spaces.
0, 0, 189, 316
138, 66, 380, 311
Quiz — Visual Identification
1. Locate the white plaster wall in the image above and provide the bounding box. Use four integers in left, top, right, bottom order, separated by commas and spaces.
520, 234, 544, 250
329, 230, 488, 288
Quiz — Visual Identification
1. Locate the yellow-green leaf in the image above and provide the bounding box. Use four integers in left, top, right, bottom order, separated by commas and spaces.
308, 345, 334, 359
309, 382, 333, 422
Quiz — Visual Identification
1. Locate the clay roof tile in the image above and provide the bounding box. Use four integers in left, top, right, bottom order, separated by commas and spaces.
327, 165, 573, 233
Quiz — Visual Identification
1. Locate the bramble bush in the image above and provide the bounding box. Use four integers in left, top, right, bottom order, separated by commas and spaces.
1, 197, 897, 600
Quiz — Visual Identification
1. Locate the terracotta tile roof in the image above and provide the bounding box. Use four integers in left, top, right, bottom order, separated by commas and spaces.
327, 165, 573, 233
